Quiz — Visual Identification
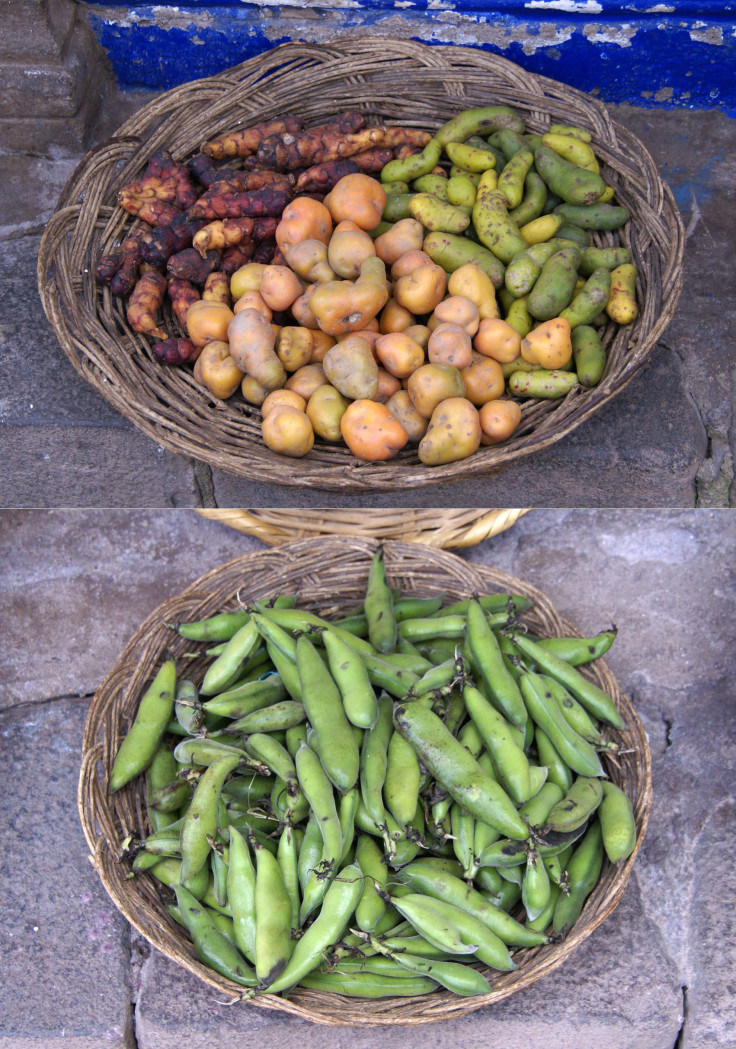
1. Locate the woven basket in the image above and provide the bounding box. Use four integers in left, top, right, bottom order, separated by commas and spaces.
195, 508, 530, 548
79, 537, 651, 1026
40, 39, 683, 493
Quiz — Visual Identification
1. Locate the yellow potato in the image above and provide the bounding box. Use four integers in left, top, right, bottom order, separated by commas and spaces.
193, 340, 243, 399
375, 331, 426, 379
276, 327, 314, 372
262, 405, 314, 457
385, 389, 429, 443
427, 323, 474, 369
418, 396, 482, 465
393, 262, 447, 315
406, 362, 466, 419
520, 317, 573, 369
284, 363, 328, 400
322, 336, 379, 401
261, 388, 307, 416
230, 262, 267, 300
447, 262, 499, 320
431, 295, 480, 336
306, 384, 349, 442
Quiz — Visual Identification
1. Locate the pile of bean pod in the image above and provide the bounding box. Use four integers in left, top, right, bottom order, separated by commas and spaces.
111, 550, 637, 1000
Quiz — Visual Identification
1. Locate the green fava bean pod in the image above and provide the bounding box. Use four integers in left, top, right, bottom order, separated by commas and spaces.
266, 862, 364, 993
520, 671, 605, 778
355, 833, 390, 932
145, 742, 180, 831
296, 634, 360, 791
364, 547, 398, 655
370, 938, 492, 997
535, 726, 574, 792
227, 827, 257, 962
176, 609, 250, 642
294, 742, 343, 871
518, 781, 565, 829
254, 839, 293, 986
174, 678, 205, 735
201, 674, 286, 720
466, 599, 527, 731
200, 619, 260, 696
321, 627, 379, 730
299, 970, 438, 997
546, 776, 604, 833
543, 674, 604, 744
514, 633, 624, 728
173, 883, 258, 987
552, 820, 604, 935
521, 850, 551, 922
599, 780, 637, 863
110, 658, 177, 792
463, 685, 530, 805
384, 729, 421, 828
534, 628, 617, 666
526, 880, 562, 932
394, 701, 530, 841
179, 753, 241, 887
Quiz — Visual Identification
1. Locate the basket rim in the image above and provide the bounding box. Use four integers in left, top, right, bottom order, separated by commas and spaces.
78, 536, 653, 1025
39, 37, 684, 493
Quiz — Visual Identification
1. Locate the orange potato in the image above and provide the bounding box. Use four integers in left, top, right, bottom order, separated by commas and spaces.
403, 324, 431, 349
473, 318, 522, 363
393, 262, 447, 315
431, 295, 480, 336
324, 173, 387, 231
309, 329, 336, 363
376, 367, 402, 404
291, 285, 320, 329
375, 331, 426, 379
385, 389, 429, 443
379, 298, 415, 334
520, 317, 573, 369
276, 197, 333, 254
328, 227, 376, 280
261, 388, 307, 416
262, 405, 315, 457
336, 327, 381, 350
186, 299, 235, 348
460, 353, 505, 406
427, 323, 474, 370
260, 265, 305, 312
479, 399, 523, 445
193, 340, 243, 399
374, 218, 425, 266
284, 363, 328, 400
391, 249, 434, 280
340, 399, 409, 461
233, 289, 273, 321
309, 257, 389, 336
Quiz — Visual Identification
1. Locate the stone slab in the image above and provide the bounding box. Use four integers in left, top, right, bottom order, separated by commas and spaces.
0, 509, 262, 708
0, 697, 133, 1048
135, 879, 680, 1048
0, 0, 76, 62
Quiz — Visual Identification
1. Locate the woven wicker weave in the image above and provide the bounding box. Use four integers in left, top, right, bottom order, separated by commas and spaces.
195, 508, 530, 548
39, 38, 683, 493
78, 537, 652, 1025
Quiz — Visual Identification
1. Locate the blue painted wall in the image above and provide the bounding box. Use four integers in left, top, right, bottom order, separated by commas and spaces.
81, 0, 736, 112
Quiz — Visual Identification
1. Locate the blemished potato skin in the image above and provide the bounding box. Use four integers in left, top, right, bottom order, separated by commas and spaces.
418, 396, 482, 465
340, 399, 409, 461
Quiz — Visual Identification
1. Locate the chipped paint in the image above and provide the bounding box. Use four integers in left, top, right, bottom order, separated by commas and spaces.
582, 22, 639, 45
690, 25, 723, 45
526, 0, 602, 12
85, 3, 736, 112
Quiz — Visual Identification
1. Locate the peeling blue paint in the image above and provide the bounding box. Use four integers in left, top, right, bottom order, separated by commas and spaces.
83, 2, 736, 112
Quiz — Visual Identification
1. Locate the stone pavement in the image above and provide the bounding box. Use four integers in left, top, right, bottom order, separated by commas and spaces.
1, 508, 734, 1047
2, 88, 734, 508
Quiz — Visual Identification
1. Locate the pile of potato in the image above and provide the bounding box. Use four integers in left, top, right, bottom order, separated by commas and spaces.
174, 105, 640, 464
